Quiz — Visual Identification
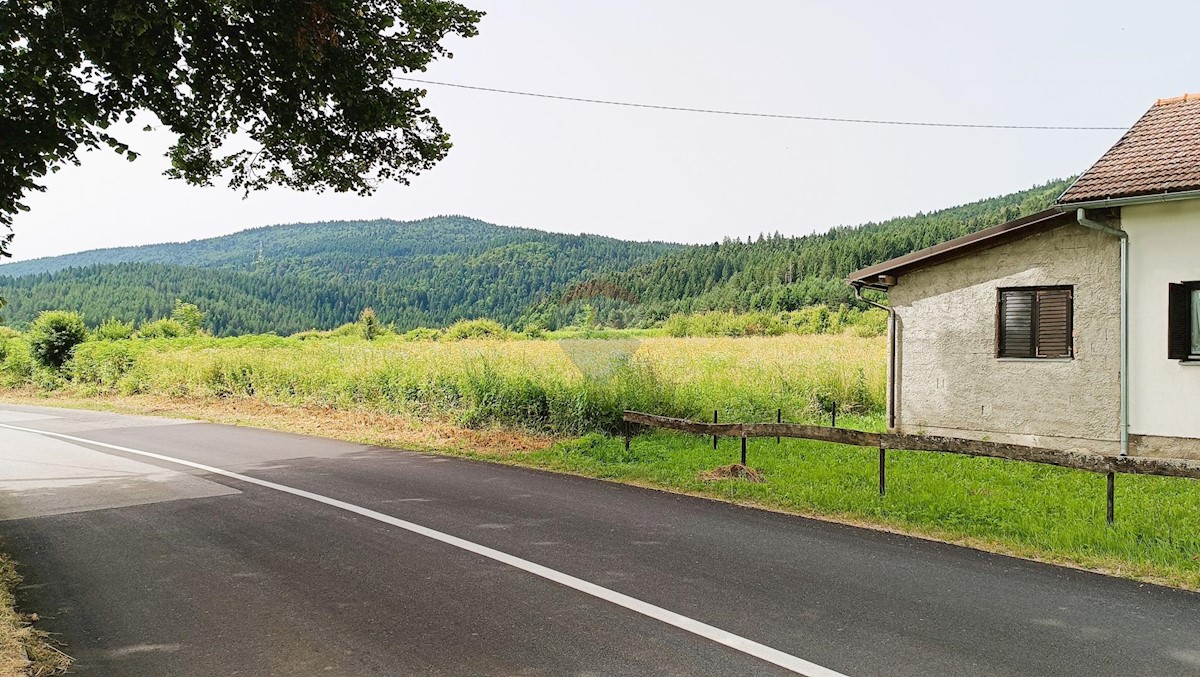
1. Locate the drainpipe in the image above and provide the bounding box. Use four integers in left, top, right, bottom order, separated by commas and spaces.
1075, 208, 1129, 456
854, 283, 896, 430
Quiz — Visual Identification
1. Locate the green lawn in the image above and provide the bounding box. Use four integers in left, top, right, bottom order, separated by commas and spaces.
495, 423, 1200, 589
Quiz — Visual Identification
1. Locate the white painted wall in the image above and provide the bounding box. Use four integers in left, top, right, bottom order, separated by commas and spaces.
1125, 200, 1200, 440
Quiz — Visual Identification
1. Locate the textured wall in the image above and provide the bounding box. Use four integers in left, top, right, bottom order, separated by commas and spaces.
888, 224, 1121, 451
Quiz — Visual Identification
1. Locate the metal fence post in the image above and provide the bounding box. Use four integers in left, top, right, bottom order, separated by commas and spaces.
879, 445, 886, 496
713, 410, 718, 450
776, 408, 781, 444
624, 420, 631, 453
741, 436, 747, 466
831, 401, 838, 428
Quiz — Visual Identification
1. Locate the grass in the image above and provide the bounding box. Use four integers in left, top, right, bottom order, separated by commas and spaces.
511, 431, 1200, 589
23, 333, 886, 434
2, 330, 1200, 590
0, 552, 71, 676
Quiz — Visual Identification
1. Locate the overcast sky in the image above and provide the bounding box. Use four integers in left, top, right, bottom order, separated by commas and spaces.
9, 0, 1200, 262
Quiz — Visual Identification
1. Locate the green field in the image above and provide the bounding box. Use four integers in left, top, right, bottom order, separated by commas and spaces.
2, 325, 1200, 589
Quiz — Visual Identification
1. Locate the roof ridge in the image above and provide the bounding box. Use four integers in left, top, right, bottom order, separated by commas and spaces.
1155, 92, 1200, 106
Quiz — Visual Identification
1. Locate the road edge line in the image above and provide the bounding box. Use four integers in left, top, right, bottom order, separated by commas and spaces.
0, 421, 845, 677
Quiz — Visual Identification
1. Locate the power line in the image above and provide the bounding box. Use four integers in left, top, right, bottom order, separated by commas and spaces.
396, 76, 1125, 131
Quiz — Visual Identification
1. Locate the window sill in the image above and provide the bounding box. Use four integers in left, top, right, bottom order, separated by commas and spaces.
1181, 359, 1200, 366
996, 357, 1074, 363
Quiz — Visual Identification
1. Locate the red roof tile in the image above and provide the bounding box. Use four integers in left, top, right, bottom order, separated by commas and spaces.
1058, 94, 1200, 204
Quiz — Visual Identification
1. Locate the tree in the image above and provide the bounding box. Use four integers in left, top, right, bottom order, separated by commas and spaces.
171, 300, 205, 334
1, 1, 484, 258
358, 307, 381, 341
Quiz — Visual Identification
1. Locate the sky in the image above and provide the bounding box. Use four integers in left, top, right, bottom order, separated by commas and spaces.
9, 0, 1200, 262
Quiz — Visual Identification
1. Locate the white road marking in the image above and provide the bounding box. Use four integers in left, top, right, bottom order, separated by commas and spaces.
0, 422, 846, 677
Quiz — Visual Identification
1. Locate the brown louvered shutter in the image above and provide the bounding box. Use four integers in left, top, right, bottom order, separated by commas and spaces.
1168, 283, 1192, 360
998, 290, 1034, 358
1036, 288, 1073, 358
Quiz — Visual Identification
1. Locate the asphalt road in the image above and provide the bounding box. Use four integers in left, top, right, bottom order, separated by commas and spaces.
0, 404, 1198, 676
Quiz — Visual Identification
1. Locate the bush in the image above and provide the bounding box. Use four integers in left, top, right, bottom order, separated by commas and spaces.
138, 318, 188, 339
93, 318, 135, 341
71, 340, 140, 387
445, 318, 510, 341
27, 311, 89, 369
0, 339, 33, 386
0, 327, 20, 363
328, 322, 361, 337
290, 329, 326, 340
402, 327, 443, 341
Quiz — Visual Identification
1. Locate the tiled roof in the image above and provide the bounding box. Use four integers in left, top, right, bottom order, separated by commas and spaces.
1058, 93, 1200, 204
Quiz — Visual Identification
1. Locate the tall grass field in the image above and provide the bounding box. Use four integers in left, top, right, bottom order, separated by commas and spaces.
2, 326, 1200, 588
4, 332, 885, 434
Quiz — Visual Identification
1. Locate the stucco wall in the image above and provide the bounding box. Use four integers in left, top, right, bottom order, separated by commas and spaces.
888, 224, 1121, 451
1124, 200, 1200, 441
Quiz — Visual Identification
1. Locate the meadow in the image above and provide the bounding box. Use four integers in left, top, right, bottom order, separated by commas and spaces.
3, 322, 1200, 589
4, 331, 885, 434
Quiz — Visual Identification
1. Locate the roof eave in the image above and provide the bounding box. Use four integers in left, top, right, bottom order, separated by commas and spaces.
846, 208, 1074, 288
1056, 187, 1200, 209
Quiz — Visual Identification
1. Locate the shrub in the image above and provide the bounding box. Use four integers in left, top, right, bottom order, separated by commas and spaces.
138, 318, 188, 339
445, 318, 510, 341
328, 322, 361, 337
27, 310, 89, 369
71, 340, 140, 387
93, 318, 135, 341
0, 327, 20, 363
0, 339, 33, 386
850, 309, 889, 338
402, 327, 443, 341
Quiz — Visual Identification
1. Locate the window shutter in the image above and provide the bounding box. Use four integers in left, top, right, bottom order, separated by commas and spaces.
1168, 283, 1191, 360
999, 290, 1034, 358
1036, 288, 1072, 358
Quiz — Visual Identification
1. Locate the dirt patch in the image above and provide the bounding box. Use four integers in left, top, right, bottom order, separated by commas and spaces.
698, 464, 765, 483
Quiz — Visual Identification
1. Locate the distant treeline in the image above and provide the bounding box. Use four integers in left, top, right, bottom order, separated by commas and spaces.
523, 179, 1070, 329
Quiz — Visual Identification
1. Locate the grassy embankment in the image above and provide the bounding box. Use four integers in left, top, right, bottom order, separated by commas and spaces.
2, 324, 1200, 590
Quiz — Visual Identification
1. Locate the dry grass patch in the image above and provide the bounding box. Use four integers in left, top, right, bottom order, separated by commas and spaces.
0, 553, 70, 676
0, 391, 557, 456
698, 464, 765, 483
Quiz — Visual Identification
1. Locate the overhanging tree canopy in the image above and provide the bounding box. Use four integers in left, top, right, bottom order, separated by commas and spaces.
0, 0, 483, 258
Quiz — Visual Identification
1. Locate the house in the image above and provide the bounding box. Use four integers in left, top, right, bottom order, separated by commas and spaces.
848, 93, 1200, 460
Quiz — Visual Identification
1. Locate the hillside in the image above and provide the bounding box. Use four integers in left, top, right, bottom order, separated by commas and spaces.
0, 216, 681, 335
527, 179, 1073, 328
0, 180, 1073, 335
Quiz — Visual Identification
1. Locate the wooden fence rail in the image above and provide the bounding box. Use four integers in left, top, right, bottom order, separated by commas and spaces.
622, 411, 1200, 480
622, 410, 1200, 524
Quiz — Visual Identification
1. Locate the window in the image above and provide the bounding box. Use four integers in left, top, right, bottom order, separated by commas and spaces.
996, 286, 1073, 359
1168, 281, 1200, 361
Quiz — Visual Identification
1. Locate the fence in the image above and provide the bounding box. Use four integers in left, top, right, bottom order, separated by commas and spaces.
621, 410, 1200, 524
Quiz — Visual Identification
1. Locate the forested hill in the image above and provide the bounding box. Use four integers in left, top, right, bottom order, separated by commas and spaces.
0, 180, 1072, 335
0, 216, 682, 334
525, 179, 1073, 328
